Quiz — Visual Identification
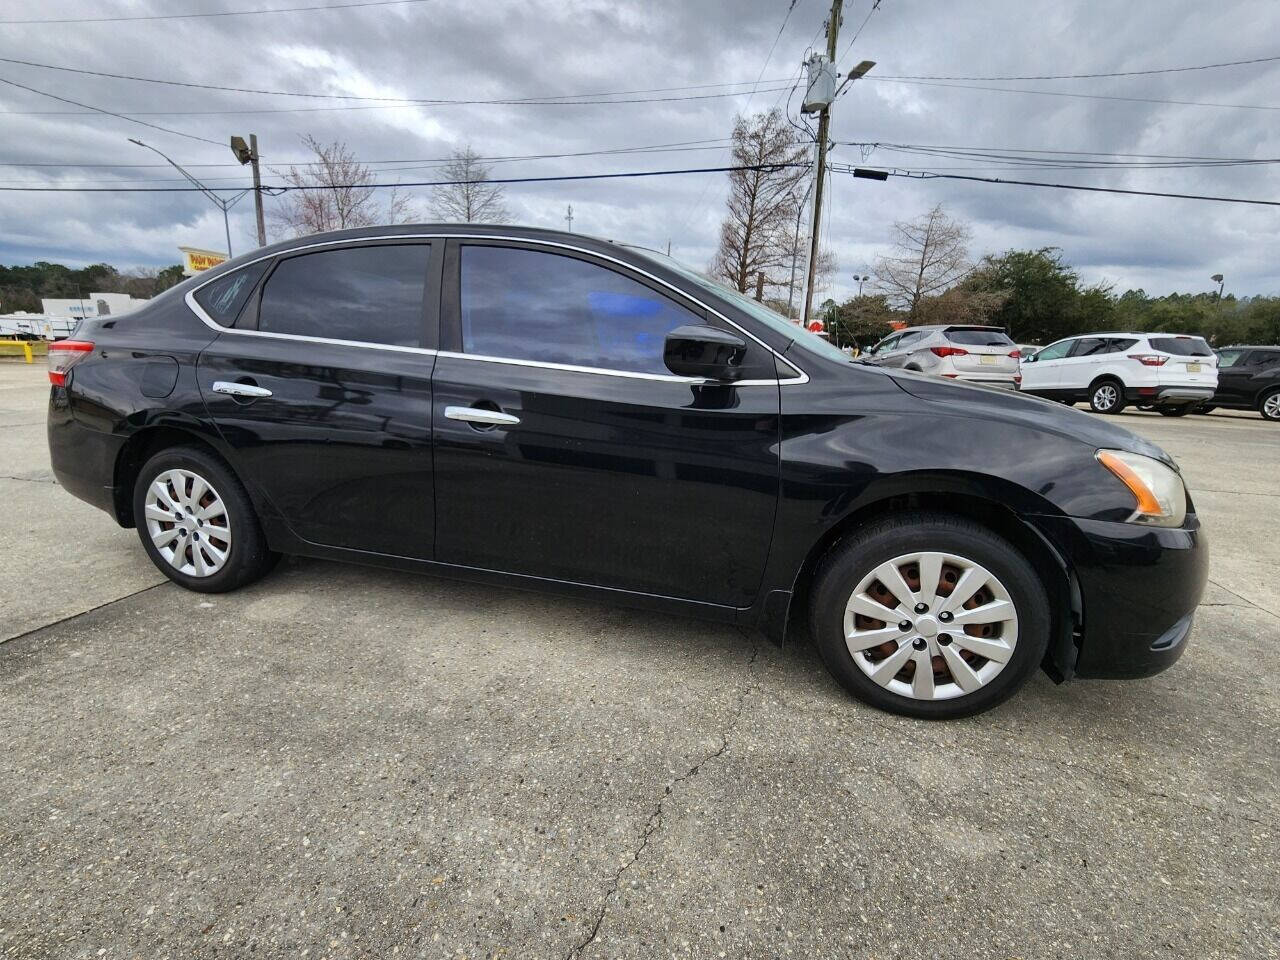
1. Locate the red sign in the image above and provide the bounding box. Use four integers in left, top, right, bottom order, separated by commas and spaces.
808, 321, 824, 333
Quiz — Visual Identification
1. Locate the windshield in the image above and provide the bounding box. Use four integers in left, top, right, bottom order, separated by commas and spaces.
623, 245, 854, 365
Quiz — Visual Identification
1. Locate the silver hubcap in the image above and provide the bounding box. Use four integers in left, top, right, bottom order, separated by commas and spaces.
144, 468, 232, 577
1094, 385, 1117, 409
1264, 394, 1280, 419
843, 551, 1020, 701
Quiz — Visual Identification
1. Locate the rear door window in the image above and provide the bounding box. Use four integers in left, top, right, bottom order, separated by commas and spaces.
193, 262, 269, 327
1070, 338, 1110, 357
1106, 337, 1138, 352
459, 245, 704, 375
1032, 340, 1073, 361
257, 244, 431, 347
945, 328, 1013, 347
1150, 336, 1213, 357
1247, 349, 1280, 367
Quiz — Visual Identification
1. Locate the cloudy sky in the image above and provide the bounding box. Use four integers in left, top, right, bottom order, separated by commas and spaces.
2, 0, 1278, 302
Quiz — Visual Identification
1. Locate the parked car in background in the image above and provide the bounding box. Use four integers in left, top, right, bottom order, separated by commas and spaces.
865, 325, 1021, 387
1019, 332, 1217, 416
1016, 344, 1041, 361
46, 224, 1207, 719
1202, 345, 1280, 420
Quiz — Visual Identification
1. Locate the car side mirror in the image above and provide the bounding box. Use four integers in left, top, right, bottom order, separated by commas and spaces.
1023, 354, 1036, 363
663, 325, 748, 381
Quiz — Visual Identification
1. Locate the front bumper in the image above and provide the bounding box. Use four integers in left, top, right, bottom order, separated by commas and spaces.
1030, 514, 1208, 679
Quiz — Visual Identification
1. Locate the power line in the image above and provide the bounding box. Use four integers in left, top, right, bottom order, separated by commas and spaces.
0, 56, 792, 106
841, 140, 1278, 162
0, 138, 735, 170
847, 142, 1280, 170
865, 77, 1280, 111
0, 161, 806, 193
0, 76, 223, 147
875, 54, 1280, 82
837, 0, 881, 65
0, 0, 433, 25
832, 163, 1280, 206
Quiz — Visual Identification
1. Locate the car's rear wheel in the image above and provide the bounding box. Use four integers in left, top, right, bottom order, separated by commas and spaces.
810, 512, 1050, 719
1158, 405, 1194, 417
1197, 404, 1216, 414
1260, 389, 1280, 422
133, 446, 278, 593
1089, 380, 1126, 414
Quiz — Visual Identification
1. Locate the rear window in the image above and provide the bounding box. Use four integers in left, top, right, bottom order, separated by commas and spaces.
1150, 336, 1212, 357
946, 328, 1013, 347
193, 262, 268, 327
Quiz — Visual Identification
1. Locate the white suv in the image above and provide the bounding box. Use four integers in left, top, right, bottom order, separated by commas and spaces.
865, 325, 1021, 387
1019, 333, 1217, 415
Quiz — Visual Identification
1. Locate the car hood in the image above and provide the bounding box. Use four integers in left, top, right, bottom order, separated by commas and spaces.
882, 367, 1175, 467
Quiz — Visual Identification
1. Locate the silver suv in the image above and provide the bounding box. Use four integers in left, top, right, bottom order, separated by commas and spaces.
866, 325, 1021, 387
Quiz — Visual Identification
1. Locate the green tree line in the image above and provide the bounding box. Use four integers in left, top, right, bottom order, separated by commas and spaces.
0, 261, 186, 314
822, 247, 1280, 351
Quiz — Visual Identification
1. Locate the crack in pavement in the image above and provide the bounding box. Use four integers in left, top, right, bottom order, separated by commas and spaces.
1, 581, 167, 647
1208, 578, 1279, 622
0, 474, 56, 484
567, 638, 761, 960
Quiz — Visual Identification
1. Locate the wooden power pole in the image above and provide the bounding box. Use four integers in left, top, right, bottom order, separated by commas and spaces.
801, 0, 843, 328
249, 134, 266, 248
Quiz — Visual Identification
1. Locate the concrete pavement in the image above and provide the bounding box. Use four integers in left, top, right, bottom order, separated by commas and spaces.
1, 361, 1276, 959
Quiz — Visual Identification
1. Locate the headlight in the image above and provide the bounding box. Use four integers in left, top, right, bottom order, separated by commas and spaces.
1096, 450, 1187, 527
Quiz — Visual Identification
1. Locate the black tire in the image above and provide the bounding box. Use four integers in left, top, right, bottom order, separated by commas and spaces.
1157, 405, 1194, 418
1088, 379, 1126, 414
1197, 404, 1216, 414
1259, 389, 1280, 422
810, 512, 1051, 720
132, 445, 278, 593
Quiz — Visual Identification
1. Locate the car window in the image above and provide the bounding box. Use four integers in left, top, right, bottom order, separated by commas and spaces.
898, 331, 928, 349
257, 244, 430, 347
1150, 336, 1213, 357
1032, 340, 1073, 361
1248, 349, 1280, 367
460, 245, 702, 374
1107, 337, 1138, 352
1070, 337, 1109, 357
945, 328, 1014, 346
193, 262, 269, 327
1217, 348, 1245, 367
873, 335, 899, 354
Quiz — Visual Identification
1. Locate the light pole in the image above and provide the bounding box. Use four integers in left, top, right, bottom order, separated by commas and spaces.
129, 138, 249, 258
1211, 273, 1225, 301
856, 274, 869, 296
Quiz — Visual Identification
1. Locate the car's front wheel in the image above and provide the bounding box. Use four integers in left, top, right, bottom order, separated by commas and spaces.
133, 446, 278, 593
1089, 380, 1126, 414
810, 512, 1050, 719
1260, 389, 1280, 422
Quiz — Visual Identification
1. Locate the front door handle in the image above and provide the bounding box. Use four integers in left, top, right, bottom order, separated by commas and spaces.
212, 380, 272, 399
444, 405, 520, 427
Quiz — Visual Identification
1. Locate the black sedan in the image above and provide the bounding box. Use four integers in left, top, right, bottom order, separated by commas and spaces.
47, 225, 1207, 719
1203, 345, 1280, 420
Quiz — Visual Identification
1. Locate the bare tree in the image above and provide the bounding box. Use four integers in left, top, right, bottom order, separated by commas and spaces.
873, 204, 973, 317
711, 109, 809, 294
429, 146, 510, 223
271, 135, 417, 239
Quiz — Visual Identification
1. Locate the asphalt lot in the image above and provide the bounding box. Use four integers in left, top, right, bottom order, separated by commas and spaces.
1, 359, 1277, 960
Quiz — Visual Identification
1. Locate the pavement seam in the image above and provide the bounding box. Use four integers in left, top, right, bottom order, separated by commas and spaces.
0, 581, 167, 647
1207, 578, 1280, 622
567, 638, 761, 960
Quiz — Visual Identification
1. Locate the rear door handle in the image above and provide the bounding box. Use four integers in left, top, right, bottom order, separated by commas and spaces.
444, 405, 520, 427
212, 380, 272, 399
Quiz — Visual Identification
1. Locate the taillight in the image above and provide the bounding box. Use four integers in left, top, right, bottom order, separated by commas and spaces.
1008, 350, 1021, 359
1129, 354, 1168, 367
931, 346, 968, 357
48, 339, 94, 386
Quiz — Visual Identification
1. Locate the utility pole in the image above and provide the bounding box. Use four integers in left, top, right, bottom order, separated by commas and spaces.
800, 2, 875, 328
565, 204, 574, 231
231, 135, 266, 247
801, 0, 843, 328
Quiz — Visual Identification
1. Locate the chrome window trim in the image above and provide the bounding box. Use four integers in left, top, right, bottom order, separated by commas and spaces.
184, 232, 809, 385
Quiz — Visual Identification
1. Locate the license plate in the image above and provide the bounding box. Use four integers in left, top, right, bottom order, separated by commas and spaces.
1187, 362, 1201, 373
980, 355, 997, 365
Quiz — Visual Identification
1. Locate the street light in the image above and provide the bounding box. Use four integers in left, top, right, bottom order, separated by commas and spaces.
856, 274, 870, 296
1211, 273, 1225, 300
128, 138, 250, 258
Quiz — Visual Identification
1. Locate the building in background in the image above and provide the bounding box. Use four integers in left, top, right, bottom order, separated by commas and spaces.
38, 292, 145, 318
